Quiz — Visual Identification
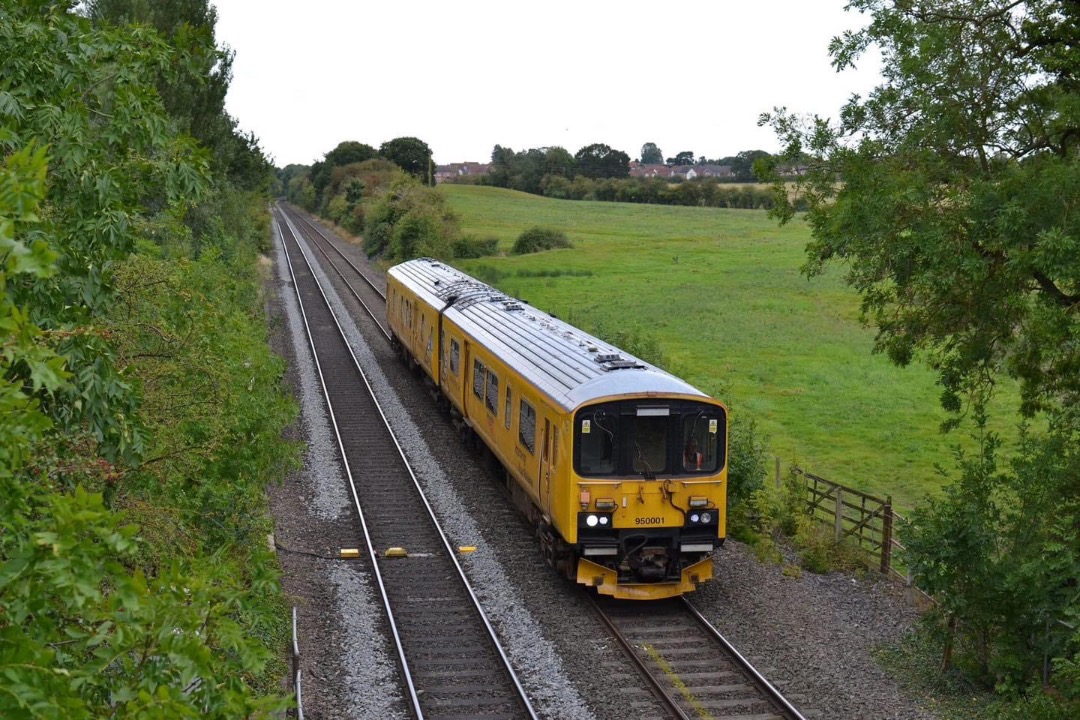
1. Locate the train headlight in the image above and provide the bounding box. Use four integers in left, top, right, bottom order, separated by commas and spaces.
599, 516, 609, 526
690, 513, 700, 524
701, 512, 712, 524
586, 514, 599, 527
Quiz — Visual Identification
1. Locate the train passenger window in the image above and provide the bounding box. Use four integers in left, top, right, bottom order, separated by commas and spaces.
450, 339, 460, 375
504, 387, 512, 429
519, 400, 536, 454
486, 371, 499, 415
473, 360, 485, 399
578, 414, 615, 474
631, 416, 668, 475
682, 414, 720, 472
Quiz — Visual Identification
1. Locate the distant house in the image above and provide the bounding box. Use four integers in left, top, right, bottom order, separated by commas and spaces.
434, 162, 492, 183
628, 163, 674, 178
683, 164, 734, 180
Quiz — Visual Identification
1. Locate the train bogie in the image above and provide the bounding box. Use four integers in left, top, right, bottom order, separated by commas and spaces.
387, 259, 728, 600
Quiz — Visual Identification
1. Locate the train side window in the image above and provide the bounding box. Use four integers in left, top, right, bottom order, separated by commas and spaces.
553, 427, 559, 467
486, 371, 499, 416
450, 339, 460, 375
504, 387, 512, 429
519, 399, 536, 454
473, 359, 485, 400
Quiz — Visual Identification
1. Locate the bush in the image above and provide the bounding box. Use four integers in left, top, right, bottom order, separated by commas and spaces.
365, 221, 392, 257
452, 235, 499, 258
511, 226, 572, 254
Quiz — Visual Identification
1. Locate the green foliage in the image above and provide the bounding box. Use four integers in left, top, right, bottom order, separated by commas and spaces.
904, 408, 1080, 693
363, 175, 460, 261
452, 234, 499, 259
511, 226, 572, 254
640, 142, 663, 165
726, 417, 768, 510
0, 3, 296, 715
761, 0, 1080, 698
573, 143, 631, 179
379, 136, 434, 185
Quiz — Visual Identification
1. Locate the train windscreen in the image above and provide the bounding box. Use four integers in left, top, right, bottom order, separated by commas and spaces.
575, 401, 725, 478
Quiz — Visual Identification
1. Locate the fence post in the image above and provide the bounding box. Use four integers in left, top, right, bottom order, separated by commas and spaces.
881, 495, 893, 574
834, 486, 844, 542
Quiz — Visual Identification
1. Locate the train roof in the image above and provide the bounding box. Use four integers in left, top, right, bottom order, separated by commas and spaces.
388, 258, 713, 413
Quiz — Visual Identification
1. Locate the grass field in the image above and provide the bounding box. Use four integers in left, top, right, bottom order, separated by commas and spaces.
440, 185, 1014, 511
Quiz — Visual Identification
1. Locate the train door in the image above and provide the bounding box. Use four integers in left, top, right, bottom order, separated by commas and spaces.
438, 320, 447, 389
462, 341, 473, 423
539, 417, 552, 511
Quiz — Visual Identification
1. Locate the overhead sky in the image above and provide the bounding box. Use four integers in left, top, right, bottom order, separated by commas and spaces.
211, 0, 883, 168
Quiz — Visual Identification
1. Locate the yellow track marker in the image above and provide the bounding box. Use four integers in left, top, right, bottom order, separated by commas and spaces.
339, 548, 360, 558
458, 546, 477, 554
383, 547, 409, 557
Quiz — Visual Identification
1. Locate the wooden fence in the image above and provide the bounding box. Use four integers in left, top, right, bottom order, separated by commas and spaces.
791, 466, 909, 580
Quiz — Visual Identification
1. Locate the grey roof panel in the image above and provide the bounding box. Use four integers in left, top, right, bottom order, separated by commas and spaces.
388, 258, 708, 411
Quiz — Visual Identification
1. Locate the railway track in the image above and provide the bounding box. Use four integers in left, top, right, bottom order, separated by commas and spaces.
592, 596, 808, 720
279, 204, 391, 338
274, 208, 537, 720
275, 202, 812, 720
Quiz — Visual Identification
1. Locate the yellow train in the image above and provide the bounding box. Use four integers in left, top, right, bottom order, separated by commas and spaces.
386, 258, 728, 600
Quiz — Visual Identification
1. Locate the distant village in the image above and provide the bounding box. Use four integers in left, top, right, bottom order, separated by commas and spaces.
434, 161, 739, 184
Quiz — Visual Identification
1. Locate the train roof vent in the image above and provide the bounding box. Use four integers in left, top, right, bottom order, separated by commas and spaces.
502, 300, 524, 311
594, 353, 645, 371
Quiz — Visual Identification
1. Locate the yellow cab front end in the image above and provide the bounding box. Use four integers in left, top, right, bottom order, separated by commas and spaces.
562, 396, 728, 600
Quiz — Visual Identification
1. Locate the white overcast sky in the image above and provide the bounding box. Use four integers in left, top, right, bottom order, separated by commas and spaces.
211, 0, 883, 168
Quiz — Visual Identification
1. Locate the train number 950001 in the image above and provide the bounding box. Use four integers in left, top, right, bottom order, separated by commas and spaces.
634, 516, 664, 525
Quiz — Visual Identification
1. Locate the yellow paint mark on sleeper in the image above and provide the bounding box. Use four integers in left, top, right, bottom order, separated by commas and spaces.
458, 546, 477, 554
339, 548, 361, 558
383, 547, 409, 557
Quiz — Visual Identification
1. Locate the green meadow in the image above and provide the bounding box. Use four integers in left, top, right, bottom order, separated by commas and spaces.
440, 185, 1015, 511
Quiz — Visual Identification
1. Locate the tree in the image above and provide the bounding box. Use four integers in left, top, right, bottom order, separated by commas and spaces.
731, 150, 771, 181
640, 142, 663, 164
542, 146, 576, 179
86, 0, 270, 190
667, 150, 695, 166
762, 0, 1080, 419
380, 136, 434, 185
326, 140, 379, 167
762, 0, 1080, 698
574, 143, 631, 179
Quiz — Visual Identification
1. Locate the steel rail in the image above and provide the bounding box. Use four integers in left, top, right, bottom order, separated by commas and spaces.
681, 598, 807, 720
278, 204, 391, 342
283, 203, 387, 299
592, 593, 808, 720
275, 210, 538, 720
587, 594, 692, 720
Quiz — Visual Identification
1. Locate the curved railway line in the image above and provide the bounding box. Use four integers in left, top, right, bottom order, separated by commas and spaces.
274, 206, 537, 720
274, 202, 812, 720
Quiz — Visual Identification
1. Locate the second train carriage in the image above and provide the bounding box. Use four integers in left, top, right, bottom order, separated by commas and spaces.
386, 258, 728, 600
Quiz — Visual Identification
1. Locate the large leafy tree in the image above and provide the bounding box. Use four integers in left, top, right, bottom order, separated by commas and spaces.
574, 143, 631, 179
762, 0, 1080, 697
640, 141, 663, 164
380, 136, 434, 185
763, 0, 1080, 419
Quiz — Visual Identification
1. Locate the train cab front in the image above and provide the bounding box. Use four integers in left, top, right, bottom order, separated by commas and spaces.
569, 399, 728, 601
